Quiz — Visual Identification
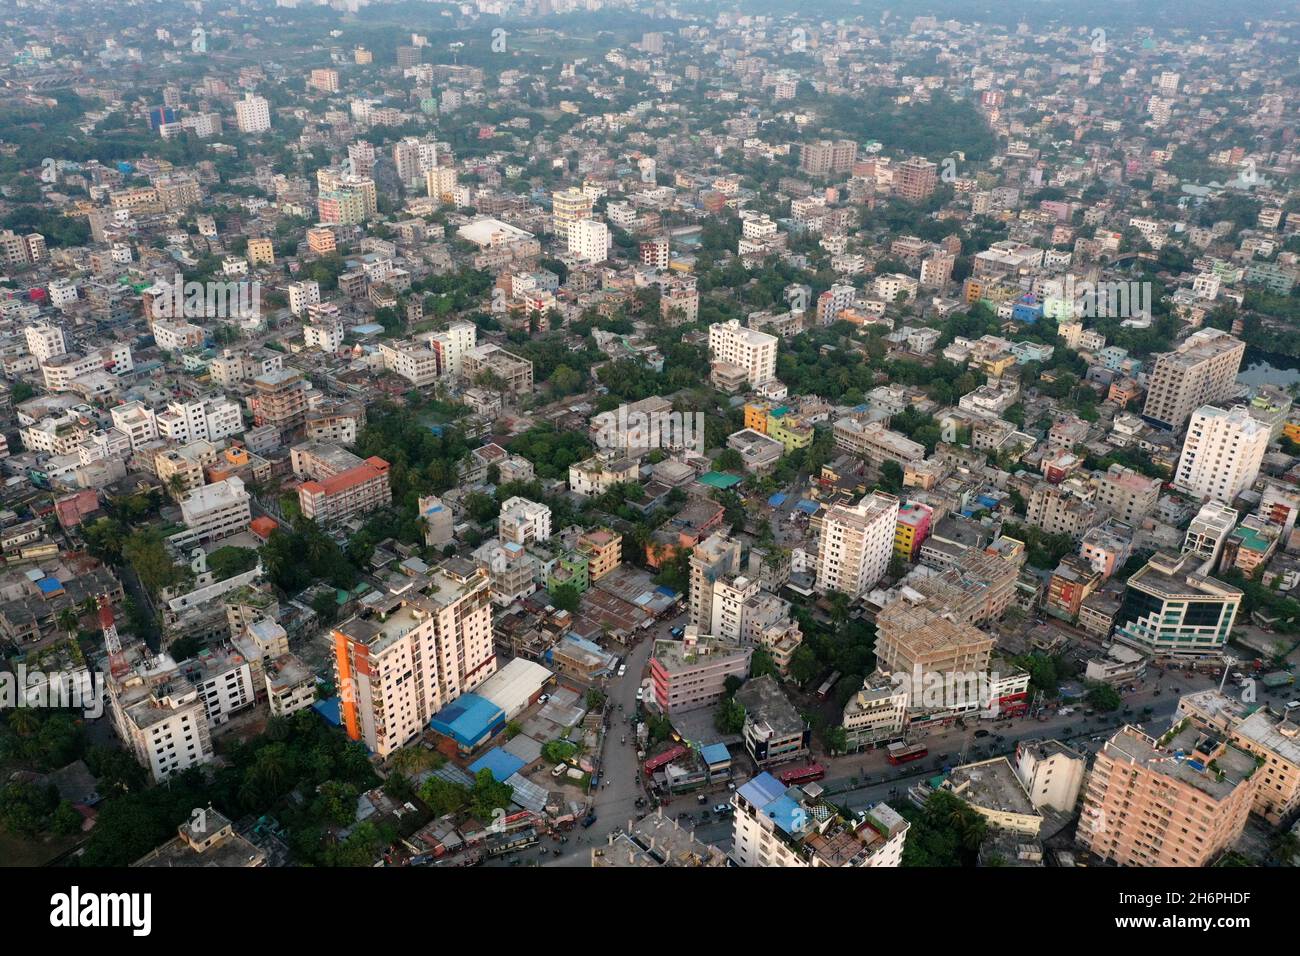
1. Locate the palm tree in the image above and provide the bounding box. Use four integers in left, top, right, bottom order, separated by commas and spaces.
7, 708, 39, 737
57, 607, 80, 637
165, 473, 187, 499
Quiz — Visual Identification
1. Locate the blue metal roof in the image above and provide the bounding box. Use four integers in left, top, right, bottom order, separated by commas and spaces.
700, 742, 731, 766
429, 693, 506, 749
768, 493, 788, 507
468, 747, 526, 782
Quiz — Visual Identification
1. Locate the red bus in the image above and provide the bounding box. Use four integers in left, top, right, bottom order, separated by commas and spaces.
777, 762, 826, 786
886, 742, 928, 766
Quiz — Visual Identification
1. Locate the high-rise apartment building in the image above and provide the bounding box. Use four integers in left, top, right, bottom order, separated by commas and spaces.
568, 218, 611, 264
815, 492, 899, 599
894, 156, 938, 202
1174, 405, 1269, 503
551, 187, 593, 243
333, 563, 496, 758
799, 139, 858, 177
707, 319, 778, 389
689, 532, 743, 631
250, 368, 310, 438
1141, 329, 1245, 431
1077, 724, 1256, 867
234, 93, 271, 133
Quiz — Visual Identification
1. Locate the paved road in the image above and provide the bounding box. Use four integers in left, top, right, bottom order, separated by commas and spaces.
493, 642, 1296, 866
538, 610, 686, 867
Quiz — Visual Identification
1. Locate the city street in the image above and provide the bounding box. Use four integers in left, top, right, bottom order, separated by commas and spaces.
488, 632, 1297, 867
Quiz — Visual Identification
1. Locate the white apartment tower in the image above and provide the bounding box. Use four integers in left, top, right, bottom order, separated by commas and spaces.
708, 319, 778, 387
234, 93, 271, 134
334, 564, 497, 758
815, 492, 900, 599
25, 322, 66, 363
568, 218, 612, 264
1174, 405, 1269, 504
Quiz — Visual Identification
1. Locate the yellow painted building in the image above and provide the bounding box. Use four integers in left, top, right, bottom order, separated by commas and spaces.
744, 401, 776, 433
766, 412, 813, 453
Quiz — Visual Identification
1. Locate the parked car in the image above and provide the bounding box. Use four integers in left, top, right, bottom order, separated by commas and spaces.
635, 687, 644, 702
713, 804, 731, 815
581, 813, 597, 828
617, 664, 627, 677
974, 729, 990, 738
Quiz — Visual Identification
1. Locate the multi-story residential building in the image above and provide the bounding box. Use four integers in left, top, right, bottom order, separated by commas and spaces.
471, 539, 539, 606
1013, 739, 1086, 813
799, 139, 858, 177
1183, 500, 1238, 564
735, 675, 810, 767
731, 773, 908, 867
894, 501, 934, 560
688, 533, 743, 631
649, 627, 752, 714
576, 528, 622, 581
708, 320, 778, 389
1112, 551, 1243, 657
286, 280, 321, 315
169, 477, 251, 550
249, 368, 309, 437
110, 400, 159, 450
24, 322, 66, 363
309, 67, 340, 92
832, 416, 926, 467
1141, 329, 1245, 431
424, 320, 478, 380
379, 339, 442, 387
1094, 464, 1161, 523
708, 573, 761, 643
155, 397, 243, 445
1024, 479, 1097, 541
841, 676, 909, 750
497, 496, 551, 546
108, 651, 214, 784
298, 456, 392, 524
234, 93, 271, 133
815, 493, 900, 599
333, 562, 496, 758
1177, 690, 1300, 825
1174, 405, 1269, 503
551, 186, 593, 242
894, 156, 938, 202
1077, 724, 1257, 867
1079, 520, 1132, 579
567, 218, 611, 264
